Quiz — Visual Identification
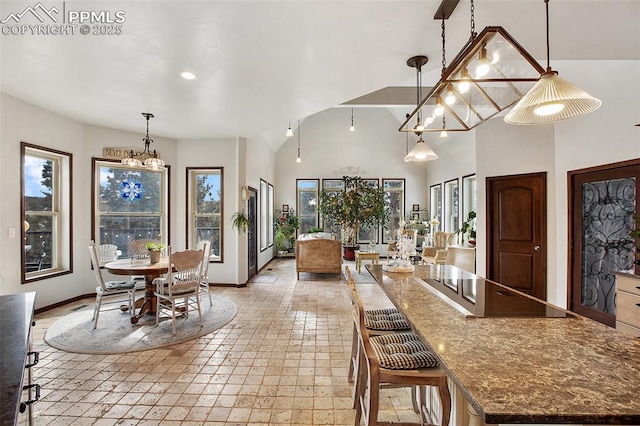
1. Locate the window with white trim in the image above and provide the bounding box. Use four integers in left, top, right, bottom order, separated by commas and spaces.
260, 179, 268, 251
444, 178, 459, 233
268, 183, 274, 247
358, 179, 380, 243
297, 179, 319, 234
187, 167, 222, 261
430, 183, 442, 232
462, 174, 477, 221
382, 179, 405, 243
321, 179, 344, 237
93, 159, 169, 259
22, 143, 72, 282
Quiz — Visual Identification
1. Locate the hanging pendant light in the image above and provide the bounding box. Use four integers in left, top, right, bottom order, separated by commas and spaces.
404, 55, 438, 162
404, 137, 439, 162
296, 119, 302, 163
504, 0, 601, 125
121, 113, 165, 169
286, 123, 293, 137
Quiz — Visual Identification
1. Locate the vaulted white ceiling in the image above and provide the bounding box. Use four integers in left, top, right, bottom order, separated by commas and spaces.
1, 1, 638, 150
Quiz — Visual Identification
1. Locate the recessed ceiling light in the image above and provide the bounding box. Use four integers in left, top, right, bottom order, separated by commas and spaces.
179, 71, 197, 80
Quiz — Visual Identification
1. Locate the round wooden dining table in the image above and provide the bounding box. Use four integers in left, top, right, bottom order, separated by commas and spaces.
104, 257, 170, 324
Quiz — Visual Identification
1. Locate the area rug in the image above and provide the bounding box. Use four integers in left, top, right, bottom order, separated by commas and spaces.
44, 295, 236, 354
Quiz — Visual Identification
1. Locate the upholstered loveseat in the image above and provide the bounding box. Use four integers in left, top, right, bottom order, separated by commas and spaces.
295, 238, 342, 279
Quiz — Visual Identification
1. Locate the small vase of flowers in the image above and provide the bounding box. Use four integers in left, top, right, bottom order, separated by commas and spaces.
145, 242, 165, 264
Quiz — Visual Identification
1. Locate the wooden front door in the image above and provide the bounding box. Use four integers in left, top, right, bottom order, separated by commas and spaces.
247, 187, 258, 280
568, 160, 640, 327
487, 172, 547, 300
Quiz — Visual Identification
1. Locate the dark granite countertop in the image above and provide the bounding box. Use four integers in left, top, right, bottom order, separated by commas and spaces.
367, 264, 640, 424
0, 292, 36, 426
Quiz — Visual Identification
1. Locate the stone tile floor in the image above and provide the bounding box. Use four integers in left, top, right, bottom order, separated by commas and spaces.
28, 259, 421, 425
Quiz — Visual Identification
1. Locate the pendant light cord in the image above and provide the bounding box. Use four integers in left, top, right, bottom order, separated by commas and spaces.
441, 16, 446, 76
297, 119, 301, 158
469, 0, 476, 40
416, 61, 422, 125
545, 0, 551, 72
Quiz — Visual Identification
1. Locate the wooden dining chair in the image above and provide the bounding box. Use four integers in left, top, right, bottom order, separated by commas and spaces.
198, 239, 212, 306
98, 243, 119, 266
153, 247, 204, 336
88, 240, 141, 329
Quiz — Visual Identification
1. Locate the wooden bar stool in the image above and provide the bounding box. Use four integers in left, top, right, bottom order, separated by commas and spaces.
345, 267, 411, 386
349, 273, 451, 426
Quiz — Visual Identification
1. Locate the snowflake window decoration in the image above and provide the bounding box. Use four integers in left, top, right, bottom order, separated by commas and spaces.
120, 180, 143, 201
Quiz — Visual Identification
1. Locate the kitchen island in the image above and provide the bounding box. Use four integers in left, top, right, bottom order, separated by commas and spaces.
366, 264, 640, 425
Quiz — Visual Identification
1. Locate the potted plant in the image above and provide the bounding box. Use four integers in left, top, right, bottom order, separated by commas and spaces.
317, 176, 387, 260
231, 211, 250, 233
455, 211, 476, 245
275, 230, 290, 255
145, 241, 165, 264
274, 208, 300, 254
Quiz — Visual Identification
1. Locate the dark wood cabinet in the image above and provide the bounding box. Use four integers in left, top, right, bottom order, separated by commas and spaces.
0, 292, 38, 426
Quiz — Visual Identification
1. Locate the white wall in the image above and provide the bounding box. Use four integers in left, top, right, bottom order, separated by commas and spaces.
551, 60, 640, 307
3, 59, 638, 309
429, 59, 640, 309
274, 107, 430, 251
176, 138, 248, 285
474, 118, 556, 287
245, 137, 276, 270
0, 94, 179, 308
0, 94, 85, 306
1, 93, 268, 306
424, 130, 477, 234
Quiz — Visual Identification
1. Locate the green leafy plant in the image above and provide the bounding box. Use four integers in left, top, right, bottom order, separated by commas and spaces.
309, 227, 324, 233
145, 242, 165, 251
274, 208, 300, 251
275, 230, 290, 253
455, 211, 476, 245
317, 176, 388, 247
231, 211, 250, 233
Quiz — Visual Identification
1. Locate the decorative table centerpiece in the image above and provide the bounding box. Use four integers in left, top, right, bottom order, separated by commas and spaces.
383, 218, 415, 273
145, 242, 165, 264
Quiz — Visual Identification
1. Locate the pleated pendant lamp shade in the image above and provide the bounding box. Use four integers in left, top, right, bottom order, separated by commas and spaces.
504, 71, 602, 125
404, 138, 439, 162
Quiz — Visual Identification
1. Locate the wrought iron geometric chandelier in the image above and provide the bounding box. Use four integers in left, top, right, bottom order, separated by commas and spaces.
121, 113, 165, 170
399, 0, 545, 134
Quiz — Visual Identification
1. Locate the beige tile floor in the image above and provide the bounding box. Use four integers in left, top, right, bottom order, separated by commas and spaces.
28, 259, 421, 425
